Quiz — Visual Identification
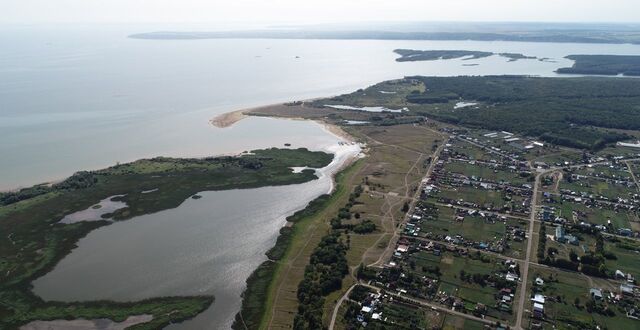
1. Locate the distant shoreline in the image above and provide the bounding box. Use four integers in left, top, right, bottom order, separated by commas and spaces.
129, 30, 640, 45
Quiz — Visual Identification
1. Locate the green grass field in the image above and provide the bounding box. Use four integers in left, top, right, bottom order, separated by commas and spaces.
604, 238, 640, 276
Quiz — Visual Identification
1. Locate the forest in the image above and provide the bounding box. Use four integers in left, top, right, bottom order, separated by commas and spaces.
557, 55, 640, 76
407, 76, 640, 149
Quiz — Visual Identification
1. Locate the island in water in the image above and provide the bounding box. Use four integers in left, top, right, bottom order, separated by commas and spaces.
0, 148, 333, 329
394, 49, 540, 62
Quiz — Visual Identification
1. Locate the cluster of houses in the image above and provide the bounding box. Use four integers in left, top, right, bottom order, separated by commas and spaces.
530, 278, 639, 322
569, 172, 637, 195
553, 187, 640, 210
540, 197, 638, 237
354, 290, 385, 326
456, 132, 544, 160
403, 187, 527, 255
578, 163, 637, 180
386, 237, 522, 313
437, 209, 523, 253
428, 149, 534, 216
589, 282, 640, 319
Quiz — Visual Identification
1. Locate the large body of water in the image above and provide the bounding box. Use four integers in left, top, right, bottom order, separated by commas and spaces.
4, 25, 640, 329
4, 26, 640, 189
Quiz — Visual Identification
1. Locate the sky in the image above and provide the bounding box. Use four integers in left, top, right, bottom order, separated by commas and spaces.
2, 0, 639, 25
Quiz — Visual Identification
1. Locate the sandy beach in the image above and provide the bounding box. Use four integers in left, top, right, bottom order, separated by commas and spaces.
210, 109, 247, 128
210, 100, 356, 144
210, 101, 363, 192
209, 102, 307, 128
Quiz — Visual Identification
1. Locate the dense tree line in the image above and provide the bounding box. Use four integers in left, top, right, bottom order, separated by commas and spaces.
558, 55, 640, 76
407, 76, 640, 149
0, 171, 97, 206
294, 233, 349, 329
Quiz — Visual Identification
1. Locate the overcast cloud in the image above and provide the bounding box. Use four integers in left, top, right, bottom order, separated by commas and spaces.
2, 0, 639, 25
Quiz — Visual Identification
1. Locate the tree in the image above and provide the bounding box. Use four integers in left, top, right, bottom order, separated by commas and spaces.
595, 235, 605, 255
586, 300, 595, 313
402, 202, 410, 213
569, 249, 578, 262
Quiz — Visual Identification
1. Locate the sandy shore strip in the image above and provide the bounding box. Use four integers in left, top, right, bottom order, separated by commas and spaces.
318, 121, 355, 143
210, 101, 356, 145
209, 102, 303, 128
210, 109, 247, 128
210, 96, 336, 129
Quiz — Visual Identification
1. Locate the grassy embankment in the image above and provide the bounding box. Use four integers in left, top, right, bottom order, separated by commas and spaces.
0, 148, 332, 329
231, 117, 442, 329
232, 159, 364, 329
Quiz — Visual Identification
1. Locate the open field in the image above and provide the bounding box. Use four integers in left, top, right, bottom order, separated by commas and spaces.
604, 238, 640, 276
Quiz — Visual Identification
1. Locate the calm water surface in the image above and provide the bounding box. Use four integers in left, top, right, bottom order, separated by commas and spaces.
3, 26, 640, 189
5, 25, 640, 329
32, 142, 359, 329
